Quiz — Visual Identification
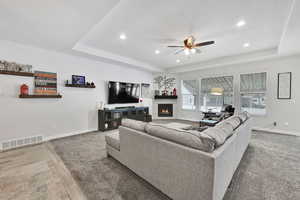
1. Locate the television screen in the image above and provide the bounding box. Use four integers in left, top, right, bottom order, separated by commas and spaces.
108, 81, 140, 104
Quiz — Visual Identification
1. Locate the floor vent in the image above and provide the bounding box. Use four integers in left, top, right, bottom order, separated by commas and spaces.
1, 135, 43, 151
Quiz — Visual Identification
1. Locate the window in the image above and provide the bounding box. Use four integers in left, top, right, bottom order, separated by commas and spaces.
240, 72, 266, 115
200, 76, 234, 112
181, 80, 198, 110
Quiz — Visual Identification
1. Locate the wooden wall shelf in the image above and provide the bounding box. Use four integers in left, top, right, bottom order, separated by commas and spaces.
0, 70, 34, 77
19, 94, 62, 98
65, 84, 96, 88
154, 95, 178, 99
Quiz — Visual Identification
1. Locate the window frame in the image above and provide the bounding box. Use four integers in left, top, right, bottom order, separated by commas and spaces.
199, 75, 234, 113
239, 72, 267, 116
181, 79, 198, 111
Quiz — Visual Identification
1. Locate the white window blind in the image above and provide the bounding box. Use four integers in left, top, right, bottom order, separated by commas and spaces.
200, 76, 234, 112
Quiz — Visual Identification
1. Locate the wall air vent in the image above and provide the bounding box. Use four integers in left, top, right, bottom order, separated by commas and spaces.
1, 135, 43, 151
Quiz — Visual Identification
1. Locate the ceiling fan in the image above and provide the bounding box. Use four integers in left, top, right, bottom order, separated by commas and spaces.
168, 36, 215, 55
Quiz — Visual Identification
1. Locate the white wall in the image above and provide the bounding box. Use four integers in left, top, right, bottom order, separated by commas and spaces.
0, 41, 153, 142
176, 55, 300, 133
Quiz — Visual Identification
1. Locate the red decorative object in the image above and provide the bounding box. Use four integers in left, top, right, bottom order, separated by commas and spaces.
173, 88, 177, 96
20, 84, 29, 95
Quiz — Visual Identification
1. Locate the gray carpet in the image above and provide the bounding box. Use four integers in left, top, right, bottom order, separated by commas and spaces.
51, 128, 300, 200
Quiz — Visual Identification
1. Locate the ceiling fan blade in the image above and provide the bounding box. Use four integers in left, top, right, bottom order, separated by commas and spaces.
168, 45, 184, 48
195, 41, 215, 47
174, 48, 184, 55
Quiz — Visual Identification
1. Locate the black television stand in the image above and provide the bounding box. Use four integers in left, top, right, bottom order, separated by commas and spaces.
98, 106, 151, 132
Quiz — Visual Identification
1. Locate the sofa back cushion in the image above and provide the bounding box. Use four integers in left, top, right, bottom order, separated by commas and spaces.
145, 123, 216, 152
217, 116, 242, 130
122, 118, 147, 132
203, 123, 234, 147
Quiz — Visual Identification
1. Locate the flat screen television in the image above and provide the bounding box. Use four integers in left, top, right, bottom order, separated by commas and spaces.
108, 81, 140, 104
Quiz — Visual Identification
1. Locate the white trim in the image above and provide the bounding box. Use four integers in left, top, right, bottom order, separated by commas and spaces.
45, 129, 98, 141
252, 127, 300, 137
0, 129, 99, 152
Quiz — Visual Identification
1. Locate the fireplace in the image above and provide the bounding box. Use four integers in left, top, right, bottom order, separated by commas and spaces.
158, 104, 173, 117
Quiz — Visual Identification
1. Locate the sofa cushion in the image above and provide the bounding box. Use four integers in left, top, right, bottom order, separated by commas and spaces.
145, 123, 216, 152
152, 122, 193, 130
203, 123, 234, 146
218, 116, 241, 130
122, 118, 147, 132
105, 132, 120, 151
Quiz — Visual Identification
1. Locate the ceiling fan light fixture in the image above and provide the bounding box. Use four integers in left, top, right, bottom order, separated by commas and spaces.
191, 48, 196, 54
184, 49, 190, 55
155, 50, 160, 54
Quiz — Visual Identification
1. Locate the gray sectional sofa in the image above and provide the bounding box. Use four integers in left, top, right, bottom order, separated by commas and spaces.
105, 113, 252, 200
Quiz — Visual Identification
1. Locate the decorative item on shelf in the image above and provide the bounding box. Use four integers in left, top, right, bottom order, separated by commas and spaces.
97, 101, 105, 110
154, 90, 160, 96
154, 75, 176, 95
104, 123, 108, 129
170, 91, 173, 95
0, 63, 5, 71
91, 82, 95, 86
20, 84, 29, 95
139, 98, 144, 106
86, 82, 91, 86
0, 60, 32, 73
34, 71, 58, 95
173, 88, 177, 96
72, 75, 85, 85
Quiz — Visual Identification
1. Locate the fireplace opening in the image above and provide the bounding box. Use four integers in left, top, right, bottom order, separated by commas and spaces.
158, 104, 173, 117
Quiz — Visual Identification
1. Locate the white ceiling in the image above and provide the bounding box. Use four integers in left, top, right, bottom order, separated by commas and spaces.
0, 0, 299, 72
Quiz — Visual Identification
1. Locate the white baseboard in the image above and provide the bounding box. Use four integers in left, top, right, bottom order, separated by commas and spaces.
0, 129, 99, 152
45, 129, 98, 141
252, 127, 300, 137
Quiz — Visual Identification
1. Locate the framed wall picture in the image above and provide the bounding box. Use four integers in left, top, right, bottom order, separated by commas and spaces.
34, 71, 57, 95
72, 75, 85, 85
277, 72, 292, 99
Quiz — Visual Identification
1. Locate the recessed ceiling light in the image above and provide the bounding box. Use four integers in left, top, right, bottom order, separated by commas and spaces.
155, 50, 160, 54
236, 20, 246, 27
119, 33, 127, 40
243, 43, 250, 48
176, 59, 181, 63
